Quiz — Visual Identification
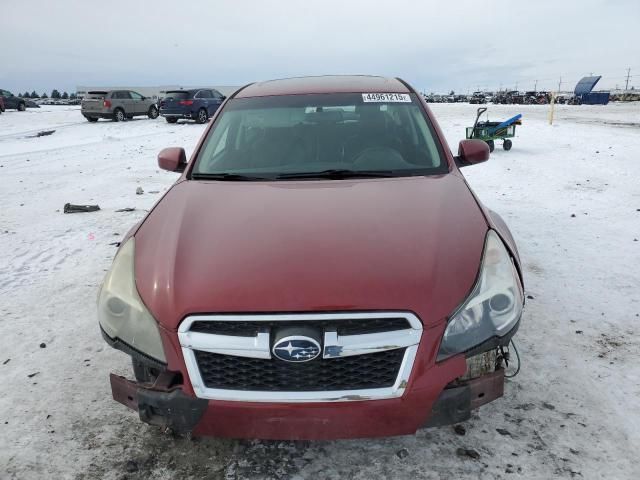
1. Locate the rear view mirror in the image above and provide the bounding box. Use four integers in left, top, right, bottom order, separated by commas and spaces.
158, 147, 187, 173
455, 139, 490, 167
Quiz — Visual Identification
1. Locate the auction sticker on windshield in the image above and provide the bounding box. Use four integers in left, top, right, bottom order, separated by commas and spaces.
362, 93, 411, 103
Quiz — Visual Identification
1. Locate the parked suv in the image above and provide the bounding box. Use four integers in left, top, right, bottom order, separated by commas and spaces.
159, 88, 225, 124
81, 90, 159, 122
0, 89, 26, 111
100, 75, 524, 440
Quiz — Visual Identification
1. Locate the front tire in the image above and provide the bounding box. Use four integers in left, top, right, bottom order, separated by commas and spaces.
486, 139, 495, 152
18, 102, 26, 112
503, 139, 513, 151
148, 105, 159, 119
113, 108, 125, 122
195, 108, 208, 124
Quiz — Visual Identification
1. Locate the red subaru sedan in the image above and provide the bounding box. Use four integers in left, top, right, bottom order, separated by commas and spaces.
99, 75, 524, 440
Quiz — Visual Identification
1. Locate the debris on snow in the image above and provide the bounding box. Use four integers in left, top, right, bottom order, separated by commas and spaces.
136, 186, 144, 195
454, 424, 466, 436
63, 203, 100, 213
27, 130, 56, 138
396, 448, 410, 459
124, 460, 139, 473
456, 448, 480, 460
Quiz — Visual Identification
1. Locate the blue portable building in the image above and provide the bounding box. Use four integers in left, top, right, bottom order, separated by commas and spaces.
574, 76, 610, 105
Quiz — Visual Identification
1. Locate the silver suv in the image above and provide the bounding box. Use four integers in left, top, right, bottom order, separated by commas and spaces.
81, 90, 159, 122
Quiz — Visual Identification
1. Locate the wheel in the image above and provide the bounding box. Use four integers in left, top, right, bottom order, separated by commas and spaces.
166, 117, 178, 124
195, 108, 208, 124
85, 116, 98, 122
17, 102, 26, 111
486, 140, 495, 152
113, 108, 125, 122
148, 105, 159, 119
503, 139, 513, 151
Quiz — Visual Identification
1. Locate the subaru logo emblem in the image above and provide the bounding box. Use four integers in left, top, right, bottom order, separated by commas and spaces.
272, 336, 321, 363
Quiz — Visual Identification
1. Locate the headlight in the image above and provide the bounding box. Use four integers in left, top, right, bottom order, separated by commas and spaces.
438, 230, 523, 360
97, 238, 166, 362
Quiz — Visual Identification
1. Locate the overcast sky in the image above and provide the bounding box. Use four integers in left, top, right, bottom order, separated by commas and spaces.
2, 0, 639, 95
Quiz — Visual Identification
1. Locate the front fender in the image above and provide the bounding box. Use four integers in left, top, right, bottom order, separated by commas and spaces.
487, 209, 520, 265
460, 180, 523, 287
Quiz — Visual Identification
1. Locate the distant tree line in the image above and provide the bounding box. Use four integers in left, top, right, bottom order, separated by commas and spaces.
18, 90, 77, 100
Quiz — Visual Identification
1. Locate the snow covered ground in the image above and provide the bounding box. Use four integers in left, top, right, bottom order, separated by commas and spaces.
1, 103, 639, 479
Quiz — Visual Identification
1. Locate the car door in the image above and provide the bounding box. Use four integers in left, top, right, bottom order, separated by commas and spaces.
129, 91, 145, 115
112, 91, 127, 113
120, 91, 133, 114
210, 89, 225, 116
193, 90, 208, 113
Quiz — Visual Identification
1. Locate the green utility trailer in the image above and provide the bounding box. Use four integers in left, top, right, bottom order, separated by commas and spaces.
465, 107, 522, 152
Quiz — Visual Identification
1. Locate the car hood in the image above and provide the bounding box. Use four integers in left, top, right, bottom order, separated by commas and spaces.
134, 175, 488, 330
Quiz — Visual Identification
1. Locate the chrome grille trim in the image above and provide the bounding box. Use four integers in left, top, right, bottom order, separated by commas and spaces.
178, 312, 423, 402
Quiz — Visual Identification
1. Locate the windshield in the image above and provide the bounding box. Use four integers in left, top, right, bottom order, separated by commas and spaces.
192, 93, 446, 179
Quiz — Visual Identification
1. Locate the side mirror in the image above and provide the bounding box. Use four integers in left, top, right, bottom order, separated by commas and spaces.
158, 147, 187, 173
455, 139, 490, 167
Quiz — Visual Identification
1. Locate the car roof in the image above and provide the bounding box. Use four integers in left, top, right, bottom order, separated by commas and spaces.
235, 75, 411, 98
166, 89, 199, 94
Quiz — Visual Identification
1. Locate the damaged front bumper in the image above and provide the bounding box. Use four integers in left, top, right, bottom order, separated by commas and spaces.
423, 368, 504, 427
110, 371, 208, 434
109, 363, 506, 438
106, 315, 518, 439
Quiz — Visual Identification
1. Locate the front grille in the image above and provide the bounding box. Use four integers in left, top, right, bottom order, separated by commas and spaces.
190, 317, 410, 337
194, 348, 406, 391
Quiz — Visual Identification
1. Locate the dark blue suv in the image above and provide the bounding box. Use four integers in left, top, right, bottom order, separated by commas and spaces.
159, 89, 225, 124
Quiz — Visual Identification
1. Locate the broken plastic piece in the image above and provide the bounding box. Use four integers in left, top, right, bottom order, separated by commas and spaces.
27, 130, 56, 138
63, 203, 100, 213
37, 130, 56, 137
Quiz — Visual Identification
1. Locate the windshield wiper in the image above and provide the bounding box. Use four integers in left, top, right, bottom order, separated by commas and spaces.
191, 172, 274, 181
276, 169, 397, 180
